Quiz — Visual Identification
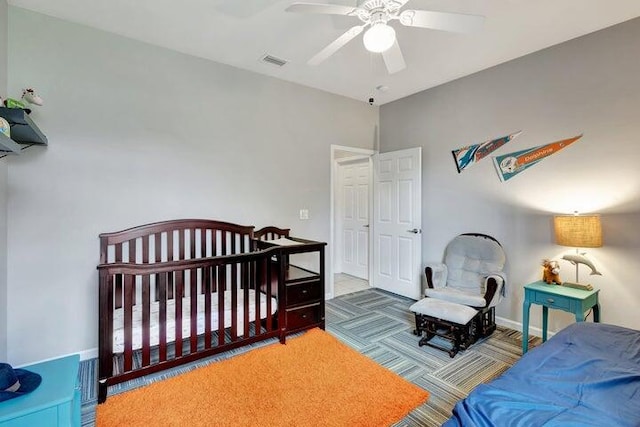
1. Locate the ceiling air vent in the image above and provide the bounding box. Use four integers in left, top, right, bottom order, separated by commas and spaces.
261, 54, 288, 67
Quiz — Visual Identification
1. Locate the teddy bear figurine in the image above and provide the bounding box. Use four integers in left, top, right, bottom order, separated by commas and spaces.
542, 259, 562, 285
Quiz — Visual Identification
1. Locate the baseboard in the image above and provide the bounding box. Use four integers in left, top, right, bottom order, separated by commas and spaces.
79, 347, 99, 361
15, 347, 98, 368
495, 316, 555, 339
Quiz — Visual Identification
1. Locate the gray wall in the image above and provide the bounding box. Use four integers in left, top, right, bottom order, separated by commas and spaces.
380, 17, 640, 333
6, 7, 377, 364
0, 0, 8, 361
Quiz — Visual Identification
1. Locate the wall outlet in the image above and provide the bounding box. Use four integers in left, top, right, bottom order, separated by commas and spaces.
299, 209, 309, 220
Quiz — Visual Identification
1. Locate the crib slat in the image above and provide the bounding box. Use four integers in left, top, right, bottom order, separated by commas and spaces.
201, 228, 207, 258
167, 233, 175, 300
231, 262, 238, 341
221, 231, 227, 256
190, 266, 198, 353
204, 266, 212, 349
158, 272, 167, 362
265, 257, 273, 331
168, 231, 174, 261
142, 273, 151, 367
253, 259, 260, 333
175, 271, 184, 357
154, 233, 161, 303
115, 244, 123, 309
231, 232, 237, 256
217, 265, 225, 346
155, 233, 162, 262
123, 274, 134, 373
190, 228, 196, 259
129, 238, 137, 305
179, 229, 185, 260
243, 261, 250, 337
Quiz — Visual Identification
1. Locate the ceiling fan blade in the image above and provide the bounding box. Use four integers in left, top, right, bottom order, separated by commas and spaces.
399, 9, 485, 33
382, 40, 406, 74
286, 2, 359, 16
308, 25, 364, 66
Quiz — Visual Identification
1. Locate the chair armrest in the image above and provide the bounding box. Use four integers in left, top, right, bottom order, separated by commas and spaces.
483, 274, 504, 307
424, 263, 447, 290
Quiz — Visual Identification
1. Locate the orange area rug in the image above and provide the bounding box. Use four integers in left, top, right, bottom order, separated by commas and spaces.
96, 328, 429, 426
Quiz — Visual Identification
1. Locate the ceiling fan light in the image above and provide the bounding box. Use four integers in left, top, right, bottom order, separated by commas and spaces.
363, 23, 396, 53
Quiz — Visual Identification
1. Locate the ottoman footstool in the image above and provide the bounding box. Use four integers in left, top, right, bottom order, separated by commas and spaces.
409, 298, 480, 358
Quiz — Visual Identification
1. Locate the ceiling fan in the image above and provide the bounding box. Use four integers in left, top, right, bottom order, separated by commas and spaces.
286, 0, 485, 74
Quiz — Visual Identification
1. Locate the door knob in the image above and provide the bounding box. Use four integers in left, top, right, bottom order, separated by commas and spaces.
363, 224, 369, 228
407, 228, 421, 234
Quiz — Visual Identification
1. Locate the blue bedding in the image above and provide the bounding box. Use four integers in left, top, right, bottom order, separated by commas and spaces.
444, 322, 640, 427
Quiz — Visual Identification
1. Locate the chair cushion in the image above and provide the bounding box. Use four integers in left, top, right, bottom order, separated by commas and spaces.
410, 298, 478, 325
424, 287, 487, 308
444, 235, 505, 294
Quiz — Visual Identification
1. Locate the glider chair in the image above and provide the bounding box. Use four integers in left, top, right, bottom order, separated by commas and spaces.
410, 233, 506, 357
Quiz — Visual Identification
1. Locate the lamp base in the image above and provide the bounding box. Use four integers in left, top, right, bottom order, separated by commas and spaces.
561, 281, 593, 291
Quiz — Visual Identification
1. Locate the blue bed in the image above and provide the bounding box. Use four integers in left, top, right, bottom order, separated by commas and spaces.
444, 322, 640, 427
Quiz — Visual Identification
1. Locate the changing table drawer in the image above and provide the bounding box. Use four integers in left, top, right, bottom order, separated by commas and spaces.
286, 279, 322, 306
286, 303, 322, 330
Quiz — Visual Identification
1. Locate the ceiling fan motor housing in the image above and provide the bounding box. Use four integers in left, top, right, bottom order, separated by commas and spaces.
358, 0, 405, 13
355, 0, 404, 24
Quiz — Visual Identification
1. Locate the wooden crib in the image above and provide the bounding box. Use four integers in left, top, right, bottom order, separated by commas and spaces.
97, 219, 325, 403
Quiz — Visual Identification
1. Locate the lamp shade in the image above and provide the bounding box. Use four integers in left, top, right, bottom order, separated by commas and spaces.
363, 23, 396, 53
554, 214, 602, 248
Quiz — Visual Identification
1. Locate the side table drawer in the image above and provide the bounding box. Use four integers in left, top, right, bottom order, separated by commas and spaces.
533, 291, 571, 310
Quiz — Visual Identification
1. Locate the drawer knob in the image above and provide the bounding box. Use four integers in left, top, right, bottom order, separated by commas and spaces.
302, 289, 308, 294
547, 298, 555, 303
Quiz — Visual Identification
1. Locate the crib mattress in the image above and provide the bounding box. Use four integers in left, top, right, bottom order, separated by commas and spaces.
112, 290, 277, 353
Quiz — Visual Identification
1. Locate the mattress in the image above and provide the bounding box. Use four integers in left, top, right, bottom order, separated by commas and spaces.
113, 290, 277, 353
444, 322, 640, 427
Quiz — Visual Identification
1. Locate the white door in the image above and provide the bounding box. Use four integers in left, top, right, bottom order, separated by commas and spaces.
338, 159, 370, 280
372, 147, 422, 299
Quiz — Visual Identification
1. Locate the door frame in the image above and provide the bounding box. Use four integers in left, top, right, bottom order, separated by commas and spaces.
329, 144, 376, 299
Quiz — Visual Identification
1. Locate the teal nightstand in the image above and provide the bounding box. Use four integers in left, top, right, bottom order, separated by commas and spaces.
522, 281, 600, 354
0, 354, 80, 427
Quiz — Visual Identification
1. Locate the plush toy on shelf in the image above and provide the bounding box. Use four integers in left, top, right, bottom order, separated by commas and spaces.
542, 259, 562, 285
22, 88, 44, 106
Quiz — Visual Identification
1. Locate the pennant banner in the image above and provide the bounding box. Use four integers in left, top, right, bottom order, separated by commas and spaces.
452, 131, 522, 173
492, 134, 583, 182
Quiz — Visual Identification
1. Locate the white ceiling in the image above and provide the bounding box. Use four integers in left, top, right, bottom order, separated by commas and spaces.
8, 0, 640, 105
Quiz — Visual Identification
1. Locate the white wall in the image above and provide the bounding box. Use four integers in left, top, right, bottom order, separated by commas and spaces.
6, 7, 377, 365
0, 0, 8, 361
380, 17, 640, 334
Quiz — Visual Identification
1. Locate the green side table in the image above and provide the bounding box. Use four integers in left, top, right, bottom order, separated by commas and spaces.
522, 281, 600, 354
0, 354, 80, 427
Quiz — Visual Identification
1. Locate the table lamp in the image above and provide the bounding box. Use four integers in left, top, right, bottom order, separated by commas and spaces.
553, 212, 602, 290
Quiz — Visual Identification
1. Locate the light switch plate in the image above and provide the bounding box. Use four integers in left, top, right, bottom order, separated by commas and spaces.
299, 209, 309, 220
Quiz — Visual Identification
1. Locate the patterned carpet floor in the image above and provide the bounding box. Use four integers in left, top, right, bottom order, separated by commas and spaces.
79, 288, 540, 426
